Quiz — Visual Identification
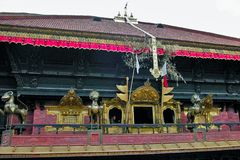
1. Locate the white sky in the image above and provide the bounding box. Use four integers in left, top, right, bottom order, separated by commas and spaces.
1, 0, 240, 38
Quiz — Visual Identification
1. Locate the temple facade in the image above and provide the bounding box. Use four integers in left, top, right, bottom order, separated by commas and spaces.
0, 12, 240, 159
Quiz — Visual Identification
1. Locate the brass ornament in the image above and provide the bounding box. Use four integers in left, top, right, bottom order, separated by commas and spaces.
161, 79, 174, 104
162, 87, 174, 95
162, 95, 174, 103
60, 89, 82, 106
116, 77, 129, 102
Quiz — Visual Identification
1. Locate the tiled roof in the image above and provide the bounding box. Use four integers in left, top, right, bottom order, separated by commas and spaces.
0, 13, 239, 47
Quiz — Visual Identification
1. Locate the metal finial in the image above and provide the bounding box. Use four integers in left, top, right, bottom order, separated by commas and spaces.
117, 11, 121, 17
130, 12, 133, 18
124, 2, 128, 17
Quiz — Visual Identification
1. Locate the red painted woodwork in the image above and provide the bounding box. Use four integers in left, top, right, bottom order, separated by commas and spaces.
10, 130, 240, 146
11, 135, 88, 146
213, 111, 239, 123
32, 104, 47, 134
9, 106, 240, 146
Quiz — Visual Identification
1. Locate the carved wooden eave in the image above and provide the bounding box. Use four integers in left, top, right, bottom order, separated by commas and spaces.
130, 81, 160, 104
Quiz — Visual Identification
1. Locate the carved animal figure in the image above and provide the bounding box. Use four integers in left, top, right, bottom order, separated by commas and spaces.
201, 95, 220, 123
187, 93, 204, 123
1, 91, 28, 124
202, 95, 213, 109
88, 90, 102, 124
187, 94, 217, 124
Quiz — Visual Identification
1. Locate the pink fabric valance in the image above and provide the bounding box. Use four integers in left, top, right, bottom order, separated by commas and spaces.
0, 35, 239, 61
175, 50, 240, 60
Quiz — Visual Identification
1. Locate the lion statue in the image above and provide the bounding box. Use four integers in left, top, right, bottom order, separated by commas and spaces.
88, 90, 103, 124
1, 91, 28, 124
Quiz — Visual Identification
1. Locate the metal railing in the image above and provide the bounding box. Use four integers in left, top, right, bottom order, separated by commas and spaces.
4, 122, 240, 135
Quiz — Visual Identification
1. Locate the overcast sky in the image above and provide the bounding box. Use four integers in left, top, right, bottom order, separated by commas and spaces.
1, 0, 240, 38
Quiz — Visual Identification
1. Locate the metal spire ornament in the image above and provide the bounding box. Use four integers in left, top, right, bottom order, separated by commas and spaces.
115, 4, 185, 83
123, 7, 161, 79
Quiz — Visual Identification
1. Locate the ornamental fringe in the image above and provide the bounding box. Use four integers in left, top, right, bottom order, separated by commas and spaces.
0, 35, 240, 61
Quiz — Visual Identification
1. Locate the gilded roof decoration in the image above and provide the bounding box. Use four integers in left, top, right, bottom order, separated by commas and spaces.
103, 97, 125, 107
60, 89, 83, 106
131, 80, 160, 103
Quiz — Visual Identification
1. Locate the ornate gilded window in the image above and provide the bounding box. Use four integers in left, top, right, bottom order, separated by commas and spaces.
45, 89, 88, 132
63, 115, 77, 124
